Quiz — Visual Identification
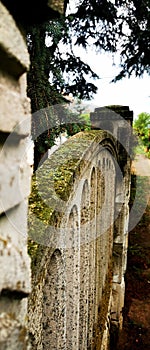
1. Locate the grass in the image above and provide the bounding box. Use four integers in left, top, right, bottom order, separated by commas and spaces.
133, 140, 150, 159
134, 144, 145, 155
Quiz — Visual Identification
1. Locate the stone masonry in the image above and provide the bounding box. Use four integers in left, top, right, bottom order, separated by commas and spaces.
0, 2, 32, 349
0, 0, 133, 348
0, 1, 64, 349
28, 105, 133, 350
91, 106, 133, 342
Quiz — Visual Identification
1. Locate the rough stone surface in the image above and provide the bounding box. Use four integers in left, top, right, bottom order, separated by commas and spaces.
0, 0, 133, 347
0, 138, 32, 214
0, 2, 32, 349
0, 312, 30, 350
28, 105, 132, 350
0, 201, 31, 294
0, 83, 31, 134
0, 2, 30, 76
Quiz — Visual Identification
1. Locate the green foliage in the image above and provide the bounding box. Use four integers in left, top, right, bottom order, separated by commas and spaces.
133, 112, 150, 149
27, 1, 150, 105
65, 112, 91, 136
27, 20, 96, 168
112, 0, 150, 81
81, 113, 91, 131
26, 1, 150, 166
67, 0, 150, 81
134, 142, 145, 156
31, 101, 91, 169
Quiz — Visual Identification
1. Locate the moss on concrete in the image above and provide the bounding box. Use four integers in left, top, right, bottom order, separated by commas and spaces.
28, 130, 110, 263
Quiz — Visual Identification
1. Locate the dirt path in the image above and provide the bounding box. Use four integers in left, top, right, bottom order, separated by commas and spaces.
116, 154, 150, 350
133, 154, 150, 176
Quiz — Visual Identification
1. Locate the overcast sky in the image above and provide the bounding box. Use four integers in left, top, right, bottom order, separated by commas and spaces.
66, 1, 150, 120
73, 47, 150, 120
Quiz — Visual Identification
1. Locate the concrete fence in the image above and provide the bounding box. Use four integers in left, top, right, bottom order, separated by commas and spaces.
28, 105, 133, 350
0, 1, 133, 348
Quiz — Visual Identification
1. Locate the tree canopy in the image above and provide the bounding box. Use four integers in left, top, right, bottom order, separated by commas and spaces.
27, 0, 150, 108
26, 0, 150, 168
113, 0, 150, 81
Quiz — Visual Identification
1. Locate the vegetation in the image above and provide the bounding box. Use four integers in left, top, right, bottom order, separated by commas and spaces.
27, 0, 150, 101
31, 100, 91, 169
116, 174, 150, 350
25, 0, 150, 167
112, 0, 150, 81
133, 113, 150, 154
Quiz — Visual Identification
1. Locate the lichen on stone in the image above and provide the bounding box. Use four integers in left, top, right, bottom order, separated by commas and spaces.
28, 130, 106, 259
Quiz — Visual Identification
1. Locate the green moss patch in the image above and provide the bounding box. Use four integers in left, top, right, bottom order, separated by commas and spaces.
28, 130, 111, 260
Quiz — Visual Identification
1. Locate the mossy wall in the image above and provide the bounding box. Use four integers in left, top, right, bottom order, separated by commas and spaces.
28, 119, 132, 350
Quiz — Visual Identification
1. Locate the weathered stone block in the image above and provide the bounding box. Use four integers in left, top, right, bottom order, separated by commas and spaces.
113, 243, 123, 284
0, 312, 30, 350
111, 278, 125, 326
0, 84, 31, 134
0, 200, 31, 294
0, 296, 28, 325
0, 2, 29, 77
0, 137, 32, 214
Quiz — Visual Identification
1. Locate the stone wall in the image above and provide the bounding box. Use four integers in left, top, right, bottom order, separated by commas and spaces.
0, 1, 133, 347
0, 2, 32, 349
0, 1, 65, 349
28, 105, 133, 350
90, 106, 133, 344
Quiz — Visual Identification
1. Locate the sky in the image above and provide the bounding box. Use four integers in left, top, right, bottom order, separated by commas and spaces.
66, 1, 150, 120
73, 47, 150, 120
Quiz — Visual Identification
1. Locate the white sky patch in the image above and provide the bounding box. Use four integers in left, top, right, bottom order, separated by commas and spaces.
71, 44, 150, 119
46, 0, 150, 119
66, 0, 80, 15
65, 0, 150, 118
